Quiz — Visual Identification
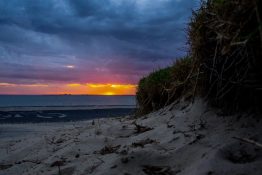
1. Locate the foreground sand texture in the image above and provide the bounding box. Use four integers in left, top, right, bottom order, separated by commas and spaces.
0, 99, 262, 175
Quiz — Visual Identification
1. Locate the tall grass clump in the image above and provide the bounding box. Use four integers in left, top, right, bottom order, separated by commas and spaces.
136, 0, 262, 115
136, 57, 196, 115
189, 0, 262, 112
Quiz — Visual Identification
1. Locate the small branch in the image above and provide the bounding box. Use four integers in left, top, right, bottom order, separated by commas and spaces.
192, 67, 200, 103
210, 42, 219, 83
24, 160, 41, 164
233, 136, 262, 149
133, 122, 153, 134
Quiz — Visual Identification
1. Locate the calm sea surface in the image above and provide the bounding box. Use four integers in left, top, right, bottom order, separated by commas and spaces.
0, 95, 136, 108
0, 95, 136, 123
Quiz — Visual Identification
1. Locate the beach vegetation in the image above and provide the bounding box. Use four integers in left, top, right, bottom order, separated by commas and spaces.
189, 0, 262, 112
136, 0, 262, 115
136, 56, 196, 115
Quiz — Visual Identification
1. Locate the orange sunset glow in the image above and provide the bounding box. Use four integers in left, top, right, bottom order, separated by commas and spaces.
0, 82, 137, 95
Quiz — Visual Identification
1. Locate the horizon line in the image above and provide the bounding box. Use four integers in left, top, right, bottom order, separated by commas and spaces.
0, 94, 136, 96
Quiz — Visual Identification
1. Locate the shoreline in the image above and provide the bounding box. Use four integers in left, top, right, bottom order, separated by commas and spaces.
0, 105, 136, 112
0, 108, 135, 124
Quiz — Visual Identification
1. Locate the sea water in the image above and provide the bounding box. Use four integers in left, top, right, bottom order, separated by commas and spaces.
0, 95, 136, 123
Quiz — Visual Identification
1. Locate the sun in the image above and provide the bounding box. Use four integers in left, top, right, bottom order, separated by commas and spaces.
103, 92, 115, 96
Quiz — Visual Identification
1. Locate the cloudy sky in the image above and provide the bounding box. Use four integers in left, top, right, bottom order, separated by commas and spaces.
0, 0, 199, 95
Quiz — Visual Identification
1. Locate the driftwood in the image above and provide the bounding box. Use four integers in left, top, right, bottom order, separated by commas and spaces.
50, 160, 66, 175
95, 145, 121, 155
142, 165, 174, 175
132, 139, 158, 148
45, 136, 66, 145
14, 159, 41, 165
233, 136, 262, 149
133, 122, 153, 134
0, 164, 12, 170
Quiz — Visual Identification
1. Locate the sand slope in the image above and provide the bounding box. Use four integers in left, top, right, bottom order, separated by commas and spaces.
0, 99, 261, 175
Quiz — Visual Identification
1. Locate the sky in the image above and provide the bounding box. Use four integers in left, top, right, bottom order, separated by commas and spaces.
0, 0, 199, 95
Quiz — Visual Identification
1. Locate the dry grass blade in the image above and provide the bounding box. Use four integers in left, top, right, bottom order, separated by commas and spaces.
132, 138, 158, 148
233, 136, 262, 149
96, 145, 121, 155
142, 165, 174, 175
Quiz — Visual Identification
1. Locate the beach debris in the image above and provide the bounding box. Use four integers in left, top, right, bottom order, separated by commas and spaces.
199, 119, 207, 130
50, 160, 66, 175
180, 104, 189, 110
104, 137, 108, 143
95, 145, 121, 155
45, 136, 66, 145
207, 171, 214, 175
142, 165, 173, 175
233, 136, 262, 149
86, 158, 105, 174
121, 157, 129, 164
0, 164, 13, 170
133, 122, 153, 134
119, 149, 128, 155
55, 138, 65, 144
50, 160, 65, 167
168, 136, 180, 143
95, 129, 102, 135
110, 165, 117, 169
75, 154, 80, 158
166, 121, 174, 128
60, 167, 75, 175
221, 144, 258, 164
132, 138, 158, 148
15, 159, 41, 165
189, 134, 205, 145
173, 130, 191, 137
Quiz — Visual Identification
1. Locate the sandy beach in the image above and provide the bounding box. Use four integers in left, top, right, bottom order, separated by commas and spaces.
0, 99, 261, 175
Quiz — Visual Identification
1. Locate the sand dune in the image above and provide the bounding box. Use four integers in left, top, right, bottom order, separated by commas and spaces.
0, 99, 261, 175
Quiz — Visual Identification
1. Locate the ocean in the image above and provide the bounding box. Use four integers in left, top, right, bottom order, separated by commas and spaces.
0, 95, 136, 123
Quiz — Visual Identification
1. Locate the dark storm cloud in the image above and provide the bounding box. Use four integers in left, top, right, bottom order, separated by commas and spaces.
0, 0, 199, 84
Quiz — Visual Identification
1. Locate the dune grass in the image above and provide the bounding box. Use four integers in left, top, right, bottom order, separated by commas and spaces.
189, 0, 262, 112
136, 0, 262, 115
136, 57, 196, 115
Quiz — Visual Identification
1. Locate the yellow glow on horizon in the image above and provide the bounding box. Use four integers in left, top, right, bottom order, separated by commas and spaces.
103, 92, 115, 96
85, 84, 137, 95
87, 84, 137, 88
0, 82, 137, 95
67, 83, 81, 87
87, 84, 108, 88
110, 84, 120, 88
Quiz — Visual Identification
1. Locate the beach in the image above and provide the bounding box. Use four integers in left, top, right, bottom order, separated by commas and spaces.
1, 99, 261, 175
